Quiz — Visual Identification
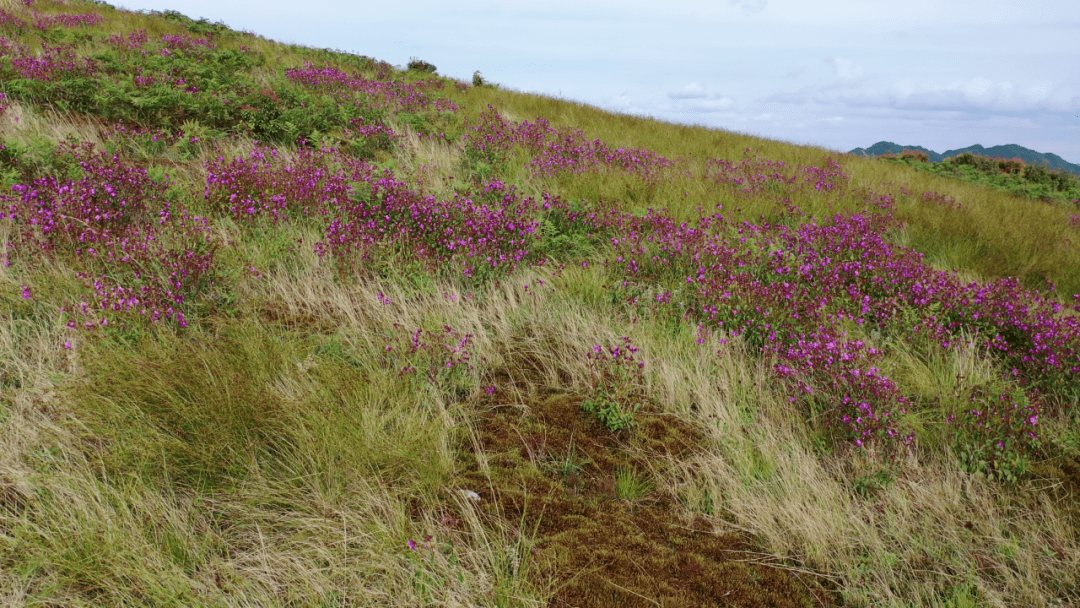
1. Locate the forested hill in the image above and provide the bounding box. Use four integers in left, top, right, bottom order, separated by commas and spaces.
850, 140, 1080, 176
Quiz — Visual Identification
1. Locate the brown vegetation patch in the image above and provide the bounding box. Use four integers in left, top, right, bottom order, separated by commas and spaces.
1030, 454, 1080, 524
453, 392, 833, 607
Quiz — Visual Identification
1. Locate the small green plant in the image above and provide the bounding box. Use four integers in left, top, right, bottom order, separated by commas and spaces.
956, 441, 1030, 485
614, 466, 653, 502
949, 386, 1039, 485
930, 581, 980, 608
548, 446, 590, 495
582, 390, 641, 433
551, 446, 589, 479
852, 467, 895, 498
582, 338, 646, 433
405, 535, 465, 600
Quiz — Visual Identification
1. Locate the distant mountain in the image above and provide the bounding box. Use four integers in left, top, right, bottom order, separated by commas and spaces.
849, 141, 1080, 177
849, 141, 944, 163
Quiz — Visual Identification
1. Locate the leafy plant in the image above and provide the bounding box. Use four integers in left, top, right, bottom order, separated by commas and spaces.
582, 390, 641, 433
404, 535, 465, 600
950, 386, 1039, 485
852, 467, 895, 498
582, 337, 646, 433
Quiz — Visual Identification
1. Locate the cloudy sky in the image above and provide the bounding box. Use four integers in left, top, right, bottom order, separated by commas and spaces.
114, 0, 1080, 163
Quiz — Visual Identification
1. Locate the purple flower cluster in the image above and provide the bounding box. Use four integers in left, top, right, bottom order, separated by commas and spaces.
206, 144, 552, 279
159, 33, 216, 52
920, 190, 962, 210
31, 10, 104, 29
105, 30, 150, 51
6, 41, 97, 81
705, 150, 851, 199
1, 143, 214, 328
0, 10, 25, 30
589, 202, 1078, 446
204, 145, 353, 222
0, 8, 103, 32
774, 332, 905, 446
383, 323, 475, 383
324, 175, 549, 278
856, 186, 898, 211
285, 63, 460, 113
463, 107, 678, 179
345, 116, 398, 140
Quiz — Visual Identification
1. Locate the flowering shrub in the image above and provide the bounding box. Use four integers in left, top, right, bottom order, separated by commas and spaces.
886, 151, 1080, 204
159, 33, 216, 52
286, 63, 459, 113
774, 331, 906, 446
104, 30, 150, 51
204, 145, 354, 222
900, 149, 930, 163
343, 116, 398, 158
324, 172, 546, 280
0, 8, 103, 33
0, 32, 409, 145
462, 106, 678, 180
205, 143, 556, 281
8, 41, 97, 81
920, 190, 962, 210
1, 142, 215, 328
705, 149, 851, 200
591, 203, 1078, 448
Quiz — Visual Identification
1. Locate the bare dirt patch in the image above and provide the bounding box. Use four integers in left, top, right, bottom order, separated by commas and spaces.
452, 391, 835, 607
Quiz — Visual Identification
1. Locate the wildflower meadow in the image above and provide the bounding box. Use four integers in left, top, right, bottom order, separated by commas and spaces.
1, 1, 1079, 606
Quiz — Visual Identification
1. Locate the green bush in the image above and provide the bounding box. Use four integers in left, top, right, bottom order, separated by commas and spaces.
406, 57, 437, 74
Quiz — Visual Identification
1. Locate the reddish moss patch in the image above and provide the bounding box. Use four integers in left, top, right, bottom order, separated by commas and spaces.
452, 392, 835, 607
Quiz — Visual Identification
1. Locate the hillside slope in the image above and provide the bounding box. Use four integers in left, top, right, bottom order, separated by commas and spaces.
1, 2, 1079, 607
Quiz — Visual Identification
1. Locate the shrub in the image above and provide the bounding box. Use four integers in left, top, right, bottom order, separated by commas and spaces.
900, 149, 929, 163
406, 57, 437, 74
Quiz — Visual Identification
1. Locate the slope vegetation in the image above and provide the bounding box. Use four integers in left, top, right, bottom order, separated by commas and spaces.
1, 2, 1079, 606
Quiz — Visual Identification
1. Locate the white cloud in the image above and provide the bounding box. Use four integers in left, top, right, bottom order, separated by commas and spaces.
784, 64, 807, 78
841, 79, 1080, 113
765, 73, 1080, 115
826, 57, 864, 81
729, 0, 767, 14
668, 82, 710, 99
666, 83, 735, 113
675, 98, 736, 113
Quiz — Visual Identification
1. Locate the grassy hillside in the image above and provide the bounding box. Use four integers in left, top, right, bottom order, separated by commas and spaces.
1, 1, 1079, 606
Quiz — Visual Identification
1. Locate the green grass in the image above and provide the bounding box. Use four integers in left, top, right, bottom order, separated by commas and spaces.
2, 1, 1079, 605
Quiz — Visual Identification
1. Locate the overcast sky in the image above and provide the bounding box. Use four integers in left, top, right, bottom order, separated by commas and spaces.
113, 0, 1080, 163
